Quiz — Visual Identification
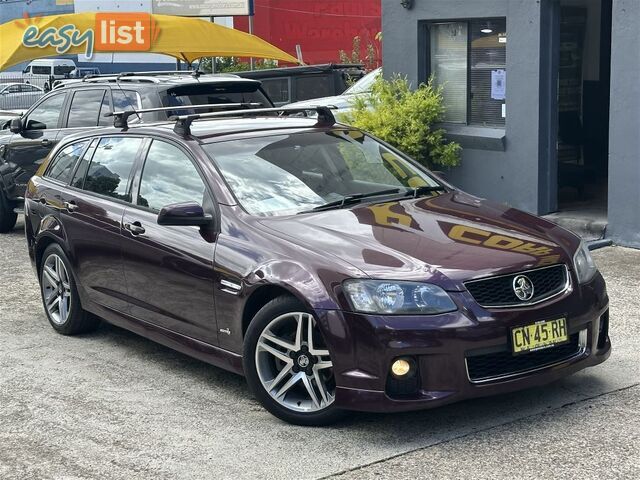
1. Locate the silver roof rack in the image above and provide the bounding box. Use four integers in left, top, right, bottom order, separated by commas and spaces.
104, 103, 264, 129
172, 106, 336, 136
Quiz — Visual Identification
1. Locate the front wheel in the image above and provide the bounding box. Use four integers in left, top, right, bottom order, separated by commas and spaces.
243, 296, 346, 426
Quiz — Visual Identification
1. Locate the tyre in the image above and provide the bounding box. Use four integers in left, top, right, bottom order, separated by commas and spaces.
243, 296, 346, 426
0, 192, 18, 233
39, 243, 100, 335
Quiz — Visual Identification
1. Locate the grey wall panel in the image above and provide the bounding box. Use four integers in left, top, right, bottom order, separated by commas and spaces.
607, 0, 640, 247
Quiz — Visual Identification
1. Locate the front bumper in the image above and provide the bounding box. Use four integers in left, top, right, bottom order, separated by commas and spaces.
316, 272, 611, 413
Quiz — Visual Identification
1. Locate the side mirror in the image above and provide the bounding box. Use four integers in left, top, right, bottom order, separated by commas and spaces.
157, 201, 213, 227
25, 119, 45, 131
9, 118, 23, 134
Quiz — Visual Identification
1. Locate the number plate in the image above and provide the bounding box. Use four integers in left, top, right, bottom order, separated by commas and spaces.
511, 318, 569, 354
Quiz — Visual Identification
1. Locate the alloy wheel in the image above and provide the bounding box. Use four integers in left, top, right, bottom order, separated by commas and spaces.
255, 312, 335, 413
41, 254, 72, 325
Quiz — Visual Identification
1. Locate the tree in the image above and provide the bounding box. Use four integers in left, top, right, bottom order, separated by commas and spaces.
338, 36, 379, 70
198, 57, 278, 73
341, 75, 461, 169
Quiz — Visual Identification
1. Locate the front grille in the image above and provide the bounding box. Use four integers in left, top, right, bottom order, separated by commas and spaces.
464, 264, 568, 307
466, 333, 581, 382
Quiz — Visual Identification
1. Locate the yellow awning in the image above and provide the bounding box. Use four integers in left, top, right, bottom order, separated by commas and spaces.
0, 12, 299, 71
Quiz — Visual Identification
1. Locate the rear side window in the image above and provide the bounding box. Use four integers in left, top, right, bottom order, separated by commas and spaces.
83, 137, 143, 201
294, 75, 332, 101
67, 90, 108, 128
261, 78, 290, 105
54, 65, 74, 76
45, 141, 88, 183
137, 140, 206, 212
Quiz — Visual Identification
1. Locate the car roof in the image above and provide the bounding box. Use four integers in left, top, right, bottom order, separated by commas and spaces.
54, 73, 261, 92
29, 59, 75, 65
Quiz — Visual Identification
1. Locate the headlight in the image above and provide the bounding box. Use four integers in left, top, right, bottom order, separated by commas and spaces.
343, 280, 457, 315
573, 241, 597, 284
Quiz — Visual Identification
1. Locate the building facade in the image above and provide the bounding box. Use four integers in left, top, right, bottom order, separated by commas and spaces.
383, 0, 638, 248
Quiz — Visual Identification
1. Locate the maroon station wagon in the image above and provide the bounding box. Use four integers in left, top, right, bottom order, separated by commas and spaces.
24, 106, 610, 425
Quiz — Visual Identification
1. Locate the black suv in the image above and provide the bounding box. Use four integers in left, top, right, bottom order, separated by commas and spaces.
0, 72, 273, 232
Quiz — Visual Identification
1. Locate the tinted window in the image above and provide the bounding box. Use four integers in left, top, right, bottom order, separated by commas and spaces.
137, 140, 206, 212
261, 78, 290, 105
67, 90, 107, 128
294, 75, 332, 101
31, 66, 51, 75
7, 85, 20, 93
83, 137, 142, 201
54, 65, 75, 76
46, 141, 87, 183
26, 93, 65, 129
161, 83, 271, 117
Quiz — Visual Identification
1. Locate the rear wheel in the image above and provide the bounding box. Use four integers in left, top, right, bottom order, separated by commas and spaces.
40, 244, 100, 335
0, 192, 18, 233
244, 296, 346, 426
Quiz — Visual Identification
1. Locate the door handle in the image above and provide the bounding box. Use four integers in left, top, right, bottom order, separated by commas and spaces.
64, 200, 78, 212
41, 139, 51, 146
125, 221, 145, 235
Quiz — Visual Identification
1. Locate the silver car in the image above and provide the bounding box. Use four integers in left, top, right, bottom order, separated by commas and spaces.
0, 83, 44, 110
286, 68, 381, 115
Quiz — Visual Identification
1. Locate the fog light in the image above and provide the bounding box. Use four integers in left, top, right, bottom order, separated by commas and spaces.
391, 358, 412, 377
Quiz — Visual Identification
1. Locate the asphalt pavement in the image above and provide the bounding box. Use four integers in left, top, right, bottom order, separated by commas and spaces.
0, 218, 638, 480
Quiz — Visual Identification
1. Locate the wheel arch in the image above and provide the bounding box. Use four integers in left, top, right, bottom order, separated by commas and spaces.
241, 284, 310, 337
34, 215, 70, 273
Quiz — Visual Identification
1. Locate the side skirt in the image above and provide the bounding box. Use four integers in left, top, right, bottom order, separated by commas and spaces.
87, 302, 245, 376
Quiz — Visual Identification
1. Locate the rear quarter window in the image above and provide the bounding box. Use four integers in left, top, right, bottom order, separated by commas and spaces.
45, 141, 88, 184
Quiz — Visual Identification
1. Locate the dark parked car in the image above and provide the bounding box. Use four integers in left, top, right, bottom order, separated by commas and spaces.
236, 63, 365, 106
25, 106, 610, 426
0, 72, 273, 232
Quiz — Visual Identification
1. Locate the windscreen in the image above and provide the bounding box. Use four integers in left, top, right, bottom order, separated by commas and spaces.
343, 68, 381, 95
161, 82, 272, 117
204, 130, 439, 217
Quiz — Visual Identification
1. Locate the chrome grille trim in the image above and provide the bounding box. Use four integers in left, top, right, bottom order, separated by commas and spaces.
464, 264, 571, 309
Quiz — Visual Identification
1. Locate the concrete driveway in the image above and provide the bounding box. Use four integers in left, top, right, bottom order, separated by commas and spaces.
1, 218, 638, 479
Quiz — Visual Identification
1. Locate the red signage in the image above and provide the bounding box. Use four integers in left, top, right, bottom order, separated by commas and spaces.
234, 0, 381, 65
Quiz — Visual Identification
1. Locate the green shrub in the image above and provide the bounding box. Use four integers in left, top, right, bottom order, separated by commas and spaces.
340, 75, 461, 169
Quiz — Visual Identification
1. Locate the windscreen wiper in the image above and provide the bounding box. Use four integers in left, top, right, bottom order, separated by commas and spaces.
305, 188, 402, 213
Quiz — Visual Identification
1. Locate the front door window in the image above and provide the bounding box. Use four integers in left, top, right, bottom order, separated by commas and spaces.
25, 93, 66, 130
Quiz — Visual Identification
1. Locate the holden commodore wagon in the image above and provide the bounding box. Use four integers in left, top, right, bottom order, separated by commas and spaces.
24, 106, 610, 425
